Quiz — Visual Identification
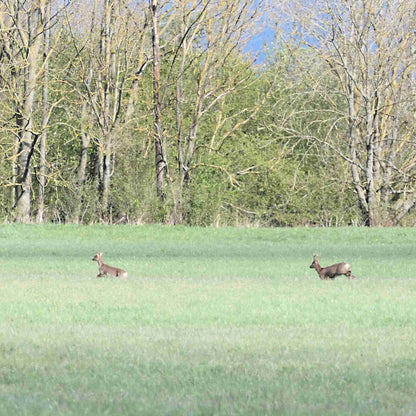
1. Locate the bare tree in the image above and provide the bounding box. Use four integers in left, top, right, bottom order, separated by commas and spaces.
67, 0, 150, 222
150, 0, 167, 200
151, 0, 266, 221
0, 1, 46, 222
0, 0, 67, 223
36, 0, 51, 223
280, 0, 416, 225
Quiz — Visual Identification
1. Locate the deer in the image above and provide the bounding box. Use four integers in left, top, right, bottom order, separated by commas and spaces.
309, 254, 355, 280
92, 252, 128, 279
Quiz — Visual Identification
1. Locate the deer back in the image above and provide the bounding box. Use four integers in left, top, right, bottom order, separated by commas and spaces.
322, 262, 351, 278
101, 263, 128, 279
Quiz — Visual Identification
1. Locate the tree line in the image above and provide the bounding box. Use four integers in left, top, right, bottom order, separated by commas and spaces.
0, 0, 415, 226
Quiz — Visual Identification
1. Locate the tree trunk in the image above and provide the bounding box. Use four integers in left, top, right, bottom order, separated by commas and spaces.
101, 142, 112, 216
36, 0, 50, 223
72, 99, 91, 223
15, 2, 44, 223
151, 0, 166, 200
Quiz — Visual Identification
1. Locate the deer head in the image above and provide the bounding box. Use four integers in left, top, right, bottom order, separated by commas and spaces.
92, 252, 103, 262
310, 253, 321, 269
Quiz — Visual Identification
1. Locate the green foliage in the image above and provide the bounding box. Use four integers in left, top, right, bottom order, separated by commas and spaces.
0, 4, 399, 226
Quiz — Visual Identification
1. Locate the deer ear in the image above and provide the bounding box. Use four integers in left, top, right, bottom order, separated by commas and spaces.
99, 252, 103, 256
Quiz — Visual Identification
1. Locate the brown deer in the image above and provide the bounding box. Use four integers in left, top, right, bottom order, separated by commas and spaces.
92, 252, 128, 279
310, 254, 355, 280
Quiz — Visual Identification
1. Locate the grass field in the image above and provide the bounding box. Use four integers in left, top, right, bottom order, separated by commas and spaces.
1, 225, 416, 415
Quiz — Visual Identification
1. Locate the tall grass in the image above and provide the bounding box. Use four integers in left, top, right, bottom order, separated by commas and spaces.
1, 225, 416, 415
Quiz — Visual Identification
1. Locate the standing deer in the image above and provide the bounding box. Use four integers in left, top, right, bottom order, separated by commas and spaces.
310, 254, 355, 280
92, 252, 128, 279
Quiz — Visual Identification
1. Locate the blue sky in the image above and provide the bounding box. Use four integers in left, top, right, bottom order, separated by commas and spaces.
245, 2, 276, 64
245, 26, 275, 64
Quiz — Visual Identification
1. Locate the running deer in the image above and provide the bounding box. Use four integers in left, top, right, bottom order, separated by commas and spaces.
92, 252, 128, 279
309, 254, 355, 280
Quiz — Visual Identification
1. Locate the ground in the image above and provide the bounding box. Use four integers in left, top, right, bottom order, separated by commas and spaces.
0, 225, 415, 415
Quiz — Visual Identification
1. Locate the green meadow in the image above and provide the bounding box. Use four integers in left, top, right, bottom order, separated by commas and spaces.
1, 225, 416, 415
